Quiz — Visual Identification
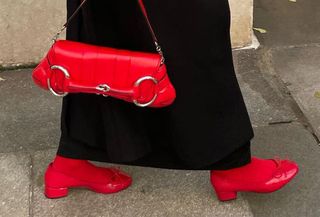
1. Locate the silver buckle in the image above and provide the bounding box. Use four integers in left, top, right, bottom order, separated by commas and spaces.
96, 84, 111, 97
47, 65, 70, 97
96, 84, 111, 92
133, 76, 158, 107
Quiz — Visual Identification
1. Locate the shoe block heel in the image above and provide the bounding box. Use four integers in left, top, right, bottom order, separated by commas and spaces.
215, 191, 237, 201
45, 186, 69, 199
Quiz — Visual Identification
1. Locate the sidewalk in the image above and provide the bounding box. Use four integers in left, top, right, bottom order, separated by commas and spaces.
1, 0, 320, 216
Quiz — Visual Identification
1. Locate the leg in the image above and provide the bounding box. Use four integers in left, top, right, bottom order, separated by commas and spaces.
202, 141, 252, 170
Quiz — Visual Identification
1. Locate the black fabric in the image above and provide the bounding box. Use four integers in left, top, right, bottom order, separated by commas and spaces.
57, 0, 255, 170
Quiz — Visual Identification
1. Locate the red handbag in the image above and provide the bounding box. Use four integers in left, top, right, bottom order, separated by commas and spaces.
32, 0, 176, 108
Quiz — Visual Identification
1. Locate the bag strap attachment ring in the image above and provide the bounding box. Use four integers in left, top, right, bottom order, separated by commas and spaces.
133, 76, 158, 107
47, 65, 70, 97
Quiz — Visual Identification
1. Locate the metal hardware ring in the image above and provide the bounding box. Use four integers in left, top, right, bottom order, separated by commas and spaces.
133, 76, 158, 107
96, 84, 111, 97
47, 65, 70, 97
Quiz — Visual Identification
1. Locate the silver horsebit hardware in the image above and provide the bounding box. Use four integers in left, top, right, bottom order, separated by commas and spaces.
47, 65, 70, 97
48, 65, 159, 107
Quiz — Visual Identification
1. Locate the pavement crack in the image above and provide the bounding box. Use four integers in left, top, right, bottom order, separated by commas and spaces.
0, 63, 37, 72
299, 122, 320, 146
268, 120, 293, 125
311, 133, 320, 146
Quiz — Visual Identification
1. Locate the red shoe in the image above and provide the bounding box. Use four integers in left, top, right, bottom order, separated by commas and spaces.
210, 157, 299, 202
44, 155, 132, 199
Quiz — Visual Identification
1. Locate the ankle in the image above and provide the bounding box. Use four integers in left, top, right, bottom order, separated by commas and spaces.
212, 157, 277, 181
52, 155, 87, 172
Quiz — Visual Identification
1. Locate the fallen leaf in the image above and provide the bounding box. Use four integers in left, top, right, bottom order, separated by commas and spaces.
0, 77, 5, 81
289, 0, 297, 2
253, 27, 267, 34
314, 91, 320, 98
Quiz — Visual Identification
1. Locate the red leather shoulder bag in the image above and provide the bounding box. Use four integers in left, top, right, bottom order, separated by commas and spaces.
32, 0, 176, 108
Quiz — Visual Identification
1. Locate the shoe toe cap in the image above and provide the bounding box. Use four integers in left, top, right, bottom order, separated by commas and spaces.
281, 160, 299, 178
267, 159, 299, 187
109, 168, 132, 187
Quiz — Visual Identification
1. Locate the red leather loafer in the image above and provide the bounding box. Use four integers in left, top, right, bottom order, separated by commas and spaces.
44, 160, 132, 199
210, 157, 299, 201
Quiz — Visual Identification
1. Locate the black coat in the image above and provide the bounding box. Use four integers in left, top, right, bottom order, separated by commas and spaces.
57, 0, 254, 170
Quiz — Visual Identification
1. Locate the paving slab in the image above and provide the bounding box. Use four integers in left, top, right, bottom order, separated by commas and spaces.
294, 84, 320, 139
271, 46, 320, 138
245, 122, 320, 217
272, 46, 320, 93
233, 49, 297, 127
0, 152, 31, 217
254, 0, 320, 47
0, 69, 61, 153
31, 149, 253, 217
